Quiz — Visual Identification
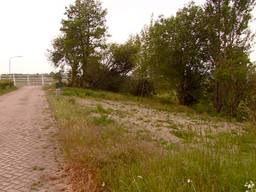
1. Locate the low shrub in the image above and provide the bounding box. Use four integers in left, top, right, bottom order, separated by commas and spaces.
246, 97, 256, 124
192, 100, 216, 115
0, 80, 14, 89
236, 97, 256, 124
236, 101, 250, 122
154, 92, 178, 105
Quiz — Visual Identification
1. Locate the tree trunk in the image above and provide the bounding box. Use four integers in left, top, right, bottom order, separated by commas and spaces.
214, 82, 222, 113
177, 82, 186, 105
71, 62, 78, 87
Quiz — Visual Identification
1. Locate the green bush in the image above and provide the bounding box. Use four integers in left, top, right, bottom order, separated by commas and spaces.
193, 100, 215, 115
247, 97, 256, 124
0, 80, 14, 89
236, 97, 256, 123
154, 92, 178, 105
236, 101, 250, 122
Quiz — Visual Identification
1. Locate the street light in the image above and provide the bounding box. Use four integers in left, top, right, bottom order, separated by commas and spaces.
9, 56, 22, 86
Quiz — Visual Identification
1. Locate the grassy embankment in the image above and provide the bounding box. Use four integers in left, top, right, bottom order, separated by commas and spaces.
47, 87, 256, 192
0, 80, 16, 95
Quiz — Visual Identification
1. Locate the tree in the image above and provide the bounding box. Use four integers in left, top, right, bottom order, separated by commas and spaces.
93, 39, 140, 92
49, 36, 80, 86
205, 0, 256, 114
109, 39, 140, 75
214, 47, 252, 115
49, 0, 108, 87
145, 3, 209, 105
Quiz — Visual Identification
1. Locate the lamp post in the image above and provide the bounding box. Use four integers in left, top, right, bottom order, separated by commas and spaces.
9, 56, 22, 86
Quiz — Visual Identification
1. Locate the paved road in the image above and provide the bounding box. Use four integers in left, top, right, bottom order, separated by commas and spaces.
0, 86, 71, 191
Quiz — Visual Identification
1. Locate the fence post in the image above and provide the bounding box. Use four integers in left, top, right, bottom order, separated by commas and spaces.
27, 75, 30, 86
13, 74, 16, 86
41, 74, 45, 86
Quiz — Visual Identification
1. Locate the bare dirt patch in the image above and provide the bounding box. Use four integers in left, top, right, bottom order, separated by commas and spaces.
78, 98, 243, 143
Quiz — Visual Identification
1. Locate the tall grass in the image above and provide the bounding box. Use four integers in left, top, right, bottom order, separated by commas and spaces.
47, 89, 256, 192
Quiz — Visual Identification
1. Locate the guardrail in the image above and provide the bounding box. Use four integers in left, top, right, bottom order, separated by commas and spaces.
0, 74, 56, 87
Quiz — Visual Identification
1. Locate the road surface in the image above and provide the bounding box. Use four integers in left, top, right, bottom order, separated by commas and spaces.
0, 86, 71, 191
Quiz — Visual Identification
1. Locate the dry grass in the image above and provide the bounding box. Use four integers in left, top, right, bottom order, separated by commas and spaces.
48, 93, 162, 191
46, 87, 256, 192
67, 163, 98, 192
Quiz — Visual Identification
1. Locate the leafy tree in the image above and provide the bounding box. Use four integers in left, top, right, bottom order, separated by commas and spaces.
205, 0, 256, 114
108, 39, 140, 77
49, 36, 80, 86
146, 3, 209, 105
49, 0, 108, 87
135, 21, 156, 83
95, 39, 140, 92
215, 47, 252, 115
48, 0, 256, 118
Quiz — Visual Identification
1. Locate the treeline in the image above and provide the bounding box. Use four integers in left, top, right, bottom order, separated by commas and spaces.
49, 0, 256, 119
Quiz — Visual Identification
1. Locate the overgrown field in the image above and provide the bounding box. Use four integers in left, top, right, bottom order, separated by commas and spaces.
47, 87, 256, 192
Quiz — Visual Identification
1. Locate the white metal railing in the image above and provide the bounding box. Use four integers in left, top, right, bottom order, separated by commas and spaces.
0, 74, 55, 87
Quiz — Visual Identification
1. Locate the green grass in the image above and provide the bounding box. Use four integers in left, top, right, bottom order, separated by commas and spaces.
0, 87, 16, 96
46, 87, 256, 192
92, 114, 113, 126
172, 129, 196, 143
61, 87, 238, 123
62, 87, 193, 112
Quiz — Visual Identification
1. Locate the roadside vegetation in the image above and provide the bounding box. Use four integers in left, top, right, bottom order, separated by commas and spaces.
61, 87, 240, 123
0, 80, 16, 95
49, 0, 256, 121
47, 87, 256, 192
47, 0, 256, 191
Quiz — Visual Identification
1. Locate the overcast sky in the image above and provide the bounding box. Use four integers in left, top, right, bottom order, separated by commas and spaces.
0, 0, 255, 74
